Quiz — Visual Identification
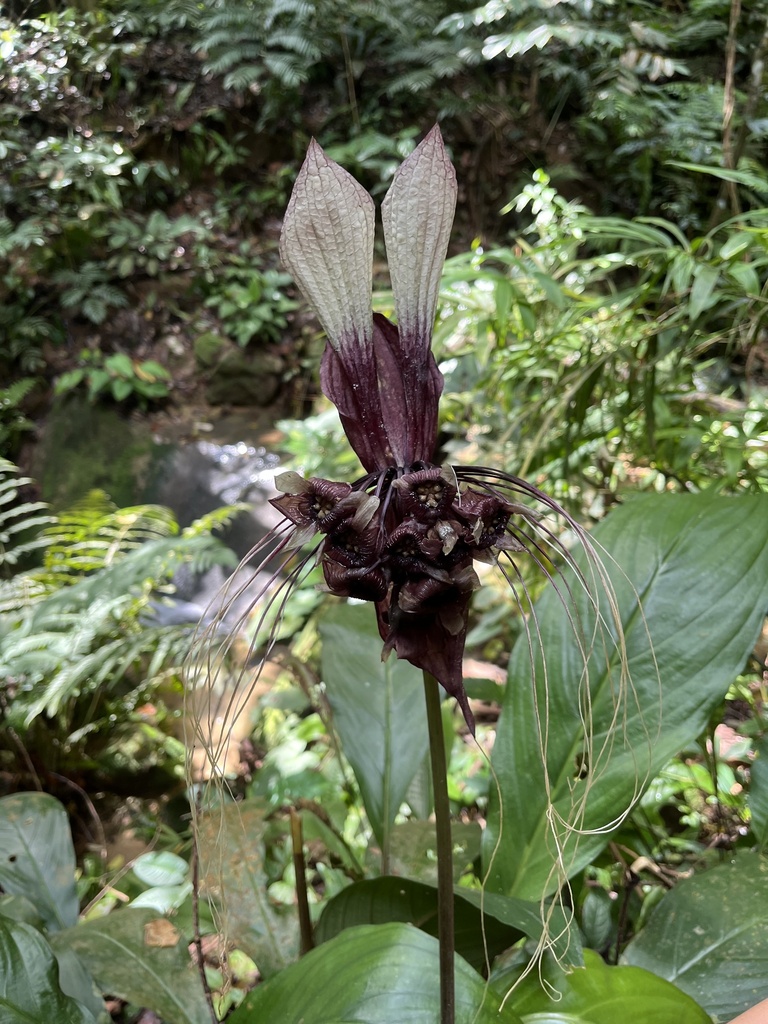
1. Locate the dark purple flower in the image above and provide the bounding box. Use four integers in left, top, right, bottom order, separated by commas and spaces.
268, 126, 594, 733
192, 127, 608, 744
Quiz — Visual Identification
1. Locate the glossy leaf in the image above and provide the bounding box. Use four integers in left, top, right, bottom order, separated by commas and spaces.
53, 945, 109, 1024
315, 876, 523, 972
229, 922, 524, 1023
0, 917, 98, 1024
749, 734, 768, 849
502, 949, 709, 1024
622, 853, 768, 1022
319, 602, 430, 848
485, 493, 768, 899
132, 851, 188, 887
0, 792, 79, 932
53, 908, 209, 1024
316, 877, 581, 973
197, 799, 299, 976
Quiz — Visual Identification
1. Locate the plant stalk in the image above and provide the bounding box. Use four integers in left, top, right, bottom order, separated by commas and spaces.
423, 671, 455, 1024
290, 807, 315, 955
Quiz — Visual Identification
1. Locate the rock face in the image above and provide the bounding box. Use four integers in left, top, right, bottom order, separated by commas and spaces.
198, 335, 285, 407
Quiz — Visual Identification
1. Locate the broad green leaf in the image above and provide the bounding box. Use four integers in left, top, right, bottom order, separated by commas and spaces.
319, 603, 429, 848
0, 893, 44, 928
229, 922, 524, 1024
382, 819, 481, 883
728, 260, 762, 296
132, 851, 188, 887
315, 876, 525, 972
623, 853, 768, 1022
0, 792, 79, 932
130, 882, 193, 913
688, 262, 720, 320
197, 799, 298, 976
53, 908, 209, 1024
0, 917, 98, 1024
485, 493, 768, 899
501, 949, 709, 1024
53, 945, 109, 1023
749, 734, 768, 848
719, 232, 753, 259
666, 160, 768, 193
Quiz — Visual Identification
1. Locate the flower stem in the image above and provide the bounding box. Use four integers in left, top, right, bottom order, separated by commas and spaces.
290, 807, 314, 955
423, 671, 455, 1024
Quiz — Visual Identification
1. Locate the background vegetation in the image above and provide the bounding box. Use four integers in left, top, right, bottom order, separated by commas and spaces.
1, 0, 768, 1021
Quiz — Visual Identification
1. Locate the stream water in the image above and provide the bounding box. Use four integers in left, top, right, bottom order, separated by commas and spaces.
32, 397, 289, 772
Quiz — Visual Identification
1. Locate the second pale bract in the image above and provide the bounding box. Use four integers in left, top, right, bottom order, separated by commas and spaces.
276, 127, 541, 731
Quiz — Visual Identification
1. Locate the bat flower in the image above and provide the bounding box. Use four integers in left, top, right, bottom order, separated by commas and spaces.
190, 127, 610, 746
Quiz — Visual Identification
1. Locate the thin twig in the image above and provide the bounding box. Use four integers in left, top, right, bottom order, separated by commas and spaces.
423, 672, 455, 1024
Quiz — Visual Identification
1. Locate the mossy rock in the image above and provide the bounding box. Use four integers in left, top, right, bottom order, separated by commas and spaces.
206, 347, 284, 406
193, 331, 227, 368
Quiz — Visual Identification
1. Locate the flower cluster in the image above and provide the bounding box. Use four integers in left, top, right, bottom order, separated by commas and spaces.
269, 125, 573, 732
256, 125, 576, 733
271, 464, 529, 728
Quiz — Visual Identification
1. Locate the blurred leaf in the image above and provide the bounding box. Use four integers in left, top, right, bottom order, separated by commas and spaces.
0, 792, 79, 932
750, 734, 768, 849
385, 819, 481, 883
197, 799, 298, 976
229, 922, 524, 1023
0, 917, 98, 1024
579, 889, 613, 952
688, 263, 720, 320
666, 161, 768, 193
485, 494, 768, 900
623, 853, 768, 1022
132, 851, 188, 887
53, 945, 109, 1023
502, 948, 709, 1023
53, 908, 209, 1024
320, 603, 430, 849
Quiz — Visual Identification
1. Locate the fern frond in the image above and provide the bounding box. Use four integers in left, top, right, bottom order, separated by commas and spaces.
184, 503, 250, 537
0, 460, 54, 574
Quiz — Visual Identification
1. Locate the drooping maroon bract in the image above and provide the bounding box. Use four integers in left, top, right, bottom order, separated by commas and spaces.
275, 126, 559, 732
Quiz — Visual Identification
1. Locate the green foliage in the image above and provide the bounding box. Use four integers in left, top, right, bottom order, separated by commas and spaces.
485, 493, 768, 899
0, 917, 99, 1024
203, 263, 298, 346
53, 264, 129, 327
197, 800, 300, 976
0, 460, 54, 574
433, 173, 768, 500
623, 854, 768, 1023
498, 948, 710, 1024
0, 379, 38, 459
0, 792, 79, 933
0, 791, 209, 1024
231, 922, 523, 1023
440, 0, 768, 227
193, 0, 471, 127
54, 351, 172, 406
319, 603, 431, 849
0, 483, 238, 773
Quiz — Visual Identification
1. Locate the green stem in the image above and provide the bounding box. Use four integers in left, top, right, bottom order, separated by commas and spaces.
423, 671, 455, 1024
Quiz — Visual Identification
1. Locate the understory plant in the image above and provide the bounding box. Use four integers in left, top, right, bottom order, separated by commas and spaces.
0, 465, 241, 781
181, 128, 768, 1024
